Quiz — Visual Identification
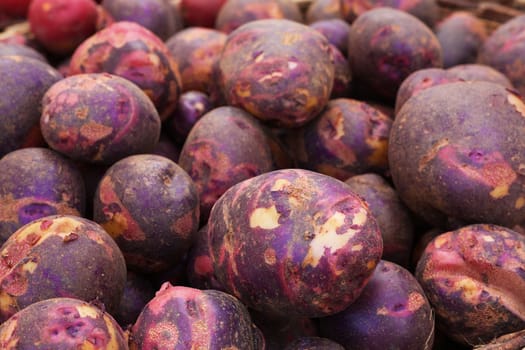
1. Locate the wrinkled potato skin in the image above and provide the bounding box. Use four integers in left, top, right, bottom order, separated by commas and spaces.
218, 19, 335, 128
389, 81, 525, 228
0, 215, 127, 323
0, 297, 128, 350
416, 224, 525, 346
208, 169, 383, 318
0, 148, 85, 243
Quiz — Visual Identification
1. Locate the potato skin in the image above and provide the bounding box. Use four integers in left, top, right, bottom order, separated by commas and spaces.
319, 260, 435, 350
0, 215, 126, 322
292, 98, 391, 180
0, 297, 128, 350
416, 224, 525, 346
130, 284, 260, 349
93, 154, 200, 273
389, 81, 525, 228
114, 271, 156, 328
348, 8, 443, 101
69, 21, 182, 120
447, 63, 513, 89
0, 148, 85, 243
178, 106, 273, 222
284, 337, 344, 350
218, 19, 335, 128
309, 19, 351, 54
208, 168, 383, 318
0, 56, 62, 158
305, 0, 342, 24
41, 73, 161, 164
0, 43, 47, 62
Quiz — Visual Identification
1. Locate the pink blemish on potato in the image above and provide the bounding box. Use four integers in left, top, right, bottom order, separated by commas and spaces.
79, 122, 113, 143
0, 195, 79, 223
172, 211, 197, 239
25, 233, 41, 246
264, 248, 277, 265
1, 269, 28, 297
194, 256, 213, 276
507, 93, 525, 117
436, 145, 517, 198
148, 284, 203, 316
500, 30, 525, 54
376, 292, 426, 317
142, 321, 180, 349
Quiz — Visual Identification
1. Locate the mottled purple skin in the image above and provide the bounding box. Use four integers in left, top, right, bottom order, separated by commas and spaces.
178, 106, 274, 223
478, 15, 525, 97
69, 21, 182, 120
41, 73, 161, 164
186, 225, 224, 291
345, 173, 414, 268
319, 260, 435, 349
208, 169, 383, 318
130, 284, 260, 349
0, 148, 85, 243
341, 0, 439, 27
0, 215, 127, 323
389, 81, 525, 228
306, 0, 341, 23
310, 19, 350, 54
284, 337, 344, 350
292, 99, 392, 181
394, 68, 460, 115
0, 43, 46, 62
348, 8, 443, 102
436, 11, 487, 68
218, 19, 335, 128
0, 56, 62, 157
101, 0, 180, 40
250, 310, 319, 350
166, 27, 227, 93
447, 63, 514, 89
165, 90, 214, 145
330, 45, 352, 98
215, 0, 303, 34
415, 224, 525, 345
0, 297, 128, 349
114, 271, 156, 328
93, 154, 200, 273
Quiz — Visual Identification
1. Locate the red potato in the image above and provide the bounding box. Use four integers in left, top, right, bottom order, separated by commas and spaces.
416, 224, 525, 346
348, 8, 443, 102
93, 154, 200, 273
28, 0, 99, 56
215, 0, 303, 34
178, 106, 274, 223
180, 0, 227, 28
0, 148, 85, 244
130, 283, 261, 349
0, 215, 127, 322
0, 298, 128, 349
208, 169, 383, 318
40, 73, 161, 165
0, 0, 31, 18
218, 19, 335, 128
69, 21, 182, 121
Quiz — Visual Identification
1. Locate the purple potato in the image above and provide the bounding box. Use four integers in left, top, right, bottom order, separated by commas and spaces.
447, 63, 514, 88
0, 42, 46, 62
166, 27, 227, 93
345, 173, 415, 268
264, 127, 297, 170
341, 0, 439, 27
0, 297, 128, 349
208, 168, 383, 318
436, 11, 487, 68
416, 224, 525, 346
215, 0, 303, 34
0, 215, 127, 322
0, 56, 62, 157
292, 98, 392, 180
40, 73, 161, 164
69, 21, 182, 120
93, 154, 200, 273
284, 337, 344, 350
101, 0, 181, 40
0, 148, 85, 243
130, 283, 261, 349
310, 19, 350, 54
319, 260, 434, 350
218, 19, 335, 128
389, 81, 525, 228
151, 133, 181, 163
178, 106, 273, 223
348, 8, 443, 102
165, 90, 214, 145
114, 271, 156, 328
305, 0, 342, 24
330, 45, 352, 98
395, 68, 460, 115
186, 225, 224, 291
478, 14, 525, 97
